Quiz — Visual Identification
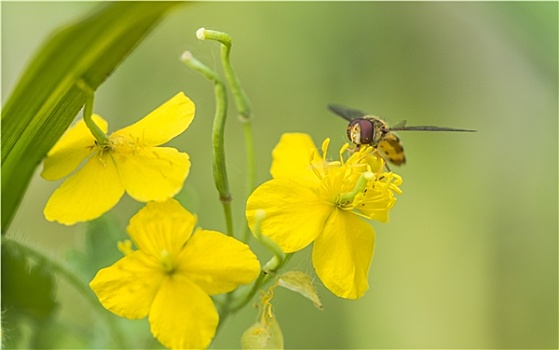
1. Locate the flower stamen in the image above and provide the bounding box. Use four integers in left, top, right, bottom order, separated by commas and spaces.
117, 240, 134, 256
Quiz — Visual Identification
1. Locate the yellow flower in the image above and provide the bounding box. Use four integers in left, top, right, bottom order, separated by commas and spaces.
41, 92, 195, 225
246, 133, 402, 299
90, 199, 260, 349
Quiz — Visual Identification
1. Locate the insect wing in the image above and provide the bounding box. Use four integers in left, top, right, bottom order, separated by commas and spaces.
390, 120, 407, 128
327, 104, 368, 121
377, 133, 406, 166
388, 125, 476, 132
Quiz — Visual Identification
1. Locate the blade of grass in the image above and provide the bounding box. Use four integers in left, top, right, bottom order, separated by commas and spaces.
1, 2, 183, 232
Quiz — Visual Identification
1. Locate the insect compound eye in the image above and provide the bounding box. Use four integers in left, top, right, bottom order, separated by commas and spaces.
347, 118, 374, 145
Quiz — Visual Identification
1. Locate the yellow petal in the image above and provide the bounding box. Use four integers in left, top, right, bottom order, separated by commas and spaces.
246, 178, 332, 253
89, 251, 165, 319
149, 277, 218, 350
179, 229, 260, 295
127, 199, 196, 258
112, 92, 195, 147
270, 133, 322, 181
41, 115, 108, 181
116, 147, 190, 202
44, 153, 124, 225
312, 210, 375, 299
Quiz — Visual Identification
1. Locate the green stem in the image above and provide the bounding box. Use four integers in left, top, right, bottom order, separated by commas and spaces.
196, 28, 252, 120
217, 210, 288, 324
227, 252, 291, 317
197, 28, 257, 242
252, 211, 286, 266
2, 236, 126, 348
218, 254, 289, 328
181, 51, 234, 237
76, 80, 108, 145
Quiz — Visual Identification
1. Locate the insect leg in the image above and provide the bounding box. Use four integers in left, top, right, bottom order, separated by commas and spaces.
372, 148, 392, 172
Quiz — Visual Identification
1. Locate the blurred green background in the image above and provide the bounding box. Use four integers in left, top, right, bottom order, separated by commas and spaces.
2, 2, 557, 349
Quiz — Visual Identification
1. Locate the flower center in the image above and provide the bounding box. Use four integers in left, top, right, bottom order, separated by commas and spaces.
97, 134, 138, 155
160, 249, 175, 273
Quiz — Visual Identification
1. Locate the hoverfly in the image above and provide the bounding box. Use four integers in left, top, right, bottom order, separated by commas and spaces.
328, 104, 476, 167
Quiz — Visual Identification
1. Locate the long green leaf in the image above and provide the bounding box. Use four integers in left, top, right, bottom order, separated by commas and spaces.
1, 2, 182, 232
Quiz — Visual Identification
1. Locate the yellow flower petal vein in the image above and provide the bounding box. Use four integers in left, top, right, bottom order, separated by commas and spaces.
116, 146, 190, 202
180, 229, 261, 295
149, 277, 218, 350
312, 209, 375, 299
113, 92, 195, 147
41, 114, 108, 181
247, 178, 331, 253
44, 154, 124, 225
90, 250, 164, 319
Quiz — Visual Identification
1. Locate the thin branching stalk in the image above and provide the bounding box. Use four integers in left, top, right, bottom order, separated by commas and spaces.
181, 52, 234, 237
196, 28, 256, 242
77, 80, 108, 145
217, 209, 288, 325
